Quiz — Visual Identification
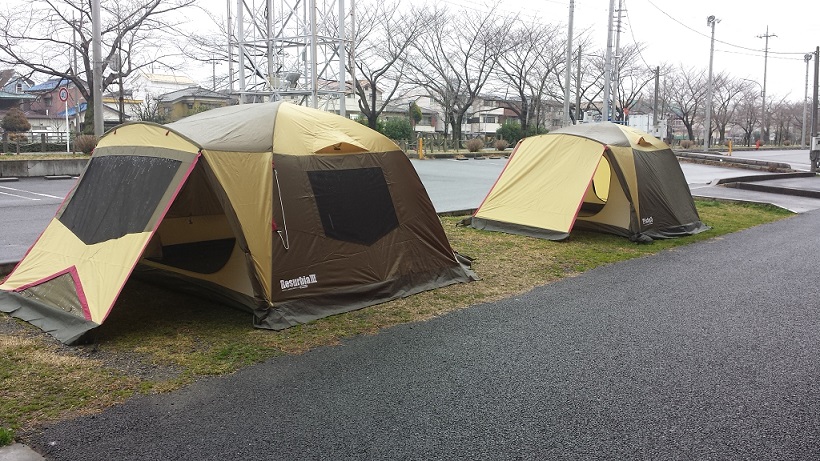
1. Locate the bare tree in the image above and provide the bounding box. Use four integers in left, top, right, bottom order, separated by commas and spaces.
132, 92, 164, 122
349, 1, 425, 129
666, 66, 707, 141
734, 82, 761, 146
610, 44, 655, 123
404, 6, 513, 146
571, 37, 606, 120
710, 73, 745, 144
0, 0, 196, 132
496, 21, 561, 133
767, 95, 795, 145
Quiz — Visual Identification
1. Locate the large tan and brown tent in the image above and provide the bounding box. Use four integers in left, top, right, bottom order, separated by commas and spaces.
468, 122, 709, 242
0, 101, 476, 344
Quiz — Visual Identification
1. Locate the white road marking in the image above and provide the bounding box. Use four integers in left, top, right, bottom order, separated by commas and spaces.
0, 190, 40, 200
0, 186, 63, 199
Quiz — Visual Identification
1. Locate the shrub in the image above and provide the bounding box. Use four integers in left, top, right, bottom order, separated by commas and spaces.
495, 139, 509, 151
1, 107, 31, 133
680, 139, 694, 149
75, 134, 98, 154
381, 118, 413, 141
497, 121, 522, 146
465, 138, 484, 152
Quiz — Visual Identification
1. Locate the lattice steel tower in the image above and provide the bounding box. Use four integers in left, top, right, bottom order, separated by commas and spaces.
227, 0, 353, 115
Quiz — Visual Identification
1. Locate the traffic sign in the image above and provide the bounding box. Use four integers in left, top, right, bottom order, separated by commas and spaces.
58, 87, 68, 102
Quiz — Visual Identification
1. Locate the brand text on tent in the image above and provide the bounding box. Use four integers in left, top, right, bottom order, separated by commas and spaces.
280, 274, 318, 290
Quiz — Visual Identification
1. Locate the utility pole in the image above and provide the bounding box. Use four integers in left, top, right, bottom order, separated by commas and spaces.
563, 0, 574, 126
575, 45, 582, 122
811, 46, 819, 172
803, 53, 813, 147
653, 66, 659, 135
704, 15, 719, 151
757, 26, 776, 145
72, 13, 81, 135
91, 0, 103, 137
602, 0, 615, 122
613, 0, 623, 123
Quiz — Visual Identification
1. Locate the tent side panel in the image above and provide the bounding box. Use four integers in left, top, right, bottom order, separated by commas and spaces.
632, 149, 710, 238
261, 150, 475, 328
200, 150, 273, 302
574, 150, 633, 233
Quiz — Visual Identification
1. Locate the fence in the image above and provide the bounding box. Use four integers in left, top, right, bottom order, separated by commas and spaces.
1, 131, 75, 154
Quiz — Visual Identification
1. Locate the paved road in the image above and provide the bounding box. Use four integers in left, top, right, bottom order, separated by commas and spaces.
30, 207, 820, 460
723, 148, 814, 171
0, 178, 75, 263
0, 155, 797, 263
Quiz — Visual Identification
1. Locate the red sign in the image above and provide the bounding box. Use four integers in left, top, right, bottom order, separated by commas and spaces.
58, 87, 68, 102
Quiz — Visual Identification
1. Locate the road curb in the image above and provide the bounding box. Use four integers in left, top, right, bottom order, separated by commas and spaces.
0, 443, 45, 461
0, 260, 18, 277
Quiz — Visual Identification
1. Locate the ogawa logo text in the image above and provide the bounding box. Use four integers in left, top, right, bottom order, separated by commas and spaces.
280, 274, 318, 290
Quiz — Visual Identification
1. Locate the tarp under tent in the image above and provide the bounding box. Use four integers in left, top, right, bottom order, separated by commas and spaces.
0, 101, 477, 344
467, 122, 709, 242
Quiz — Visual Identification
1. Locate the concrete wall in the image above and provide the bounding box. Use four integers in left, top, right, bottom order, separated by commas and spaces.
0, 159, 88, 178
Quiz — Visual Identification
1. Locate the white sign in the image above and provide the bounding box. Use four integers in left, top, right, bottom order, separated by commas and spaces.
58, 87, 68, 102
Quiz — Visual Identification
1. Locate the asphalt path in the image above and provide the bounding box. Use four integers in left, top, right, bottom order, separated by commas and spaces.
30, 206, 820, 460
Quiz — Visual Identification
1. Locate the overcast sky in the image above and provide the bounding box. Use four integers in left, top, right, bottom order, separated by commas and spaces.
185, 0, 818, 102
499, 0, 817, 102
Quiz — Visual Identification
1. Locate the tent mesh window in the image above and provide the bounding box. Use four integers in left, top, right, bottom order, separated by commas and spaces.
307, 167, 399, 245
59, 155, 181, 245
18, 273, 84, 319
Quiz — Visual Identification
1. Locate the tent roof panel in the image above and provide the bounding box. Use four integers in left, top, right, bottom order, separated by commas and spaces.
474, 135, 605, 235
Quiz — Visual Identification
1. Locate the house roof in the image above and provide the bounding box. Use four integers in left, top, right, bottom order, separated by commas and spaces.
157, 86, 231, 103
0, 69, 34, 90
56, 102, 129, 119
0, 90, 36, 101
139, 72, 196, 85
26, 77, 74, 93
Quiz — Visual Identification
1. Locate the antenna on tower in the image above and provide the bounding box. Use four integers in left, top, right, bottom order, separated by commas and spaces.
227, 0, 354, 115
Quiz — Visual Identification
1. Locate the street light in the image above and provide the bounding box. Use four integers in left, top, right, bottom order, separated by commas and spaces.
704, 15, 719, 150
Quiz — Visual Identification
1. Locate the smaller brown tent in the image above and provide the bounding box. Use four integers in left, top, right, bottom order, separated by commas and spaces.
468, 122, 709, 242
0, 101, 476, 344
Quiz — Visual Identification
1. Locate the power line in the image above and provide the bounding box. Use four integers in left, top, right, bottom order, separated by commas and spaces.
622, 0, 653, 70
644, 0, 810, 56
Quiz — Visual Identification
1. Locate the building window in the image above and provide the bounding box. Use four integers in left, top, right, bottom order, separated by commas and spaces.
15, 83, 23, 94
483, 115, 496, 124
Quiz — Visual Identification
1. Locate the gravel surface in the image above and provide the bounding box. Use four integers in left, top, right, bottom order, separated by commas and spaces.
27, 210, 820, 460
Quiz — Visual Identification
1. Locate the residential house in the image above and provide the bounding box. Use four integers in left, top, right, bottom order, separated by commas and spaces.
462, 95, 520, 138
156, 86, 233, 122
128, 71, 198, 103
0, 70, 35, 95
25, 77, 125, 134
0, 70, 37, 137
